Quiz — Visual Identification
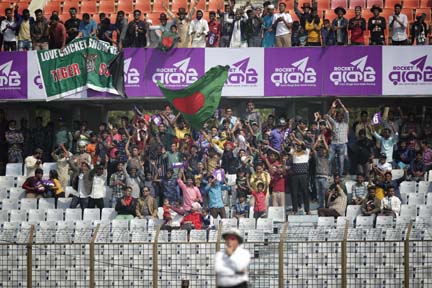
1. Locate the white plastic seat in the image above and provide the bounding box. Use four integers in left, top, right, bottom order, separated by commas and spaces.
427, 194, 432, 206
157, 207, 163, 219
396, 215, 412, 226
400, 205, 417, 219
1, 198, 18, 210
288, 215, 318, 226
56, 198, 72, 209
256, 218, 273, 233
83, 208, 101, 221
238, 218, 256, 230
170, 230, 188, 242
0, 188, 7, 200
20, 198, 37, 210
418, 205, 432, 218
267, 207, 285, 222
14, 176, 27, 188
28, 209, 45, 223
318, 217, 336, 227
9, 210, 27, 222
46, 209, 64, 222
5, 163, 23, 176
38, 198, 55, 210
112, 219, 129, 230
64, 186, 78, 198
418, 181, 432, 194
147, 218, 164, 230
407, 193, 425, 206
8, 188, 26, 200
355, 215, 375, 228
345, 180, 356, 198
400, 181, 417, 194
219, 218, 238, 229
391, 169, 404, 180
65, 208, 82, 221
42, 162, 57, 176
101, 208, 117, 221
0, 176, 15, 188
376, 215, 394, 227
346, 205, 361, 219
336, 216, 351, 227
0, 210, 9, 223
129, 218, 147, 231
189, 229, 207, 242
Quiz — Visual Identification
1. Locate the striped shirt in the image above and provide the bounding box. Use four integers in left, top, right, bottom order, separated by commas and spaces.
328, 112, 349, 144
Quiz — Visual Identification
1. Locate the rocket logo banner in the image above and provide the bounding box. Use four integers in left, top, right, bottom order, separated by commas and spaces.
37, 37, 120, 100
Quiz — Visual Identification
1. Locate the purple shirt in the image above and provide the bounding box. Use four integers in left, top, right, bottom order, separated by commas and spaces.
270, 128, 283, 152
423, 148, 432, 166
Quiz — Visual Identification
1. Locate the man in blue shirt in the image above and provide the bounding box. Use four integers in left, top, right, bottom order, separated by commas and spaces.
204, 175, 227, 219
78, 13, 97, 38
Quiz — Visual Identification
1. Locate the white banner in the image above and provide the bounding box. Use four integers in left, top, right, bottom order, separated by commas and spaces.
382, 46, 432, 95
205, 48, 264, 96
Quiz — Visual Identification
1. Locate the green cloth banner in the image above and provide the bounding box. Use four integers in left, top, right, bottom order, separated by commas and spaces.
37, 37, 120, 100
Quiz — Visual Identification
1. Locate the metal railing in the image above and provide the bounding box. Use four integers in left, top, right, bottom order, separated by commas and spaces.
1, 222, 430, 287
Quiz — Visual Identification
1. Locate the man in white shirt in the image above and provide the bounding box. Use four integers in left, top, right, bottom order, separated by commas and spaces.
1, 8, 17, 51
215, 228, 251, 288
189, 10, 209, 47
380, 186, 401, 218
272, 2, 293, 47
389, 3, 408, 45
88, 165, 107, 209
25, 148, 43, 177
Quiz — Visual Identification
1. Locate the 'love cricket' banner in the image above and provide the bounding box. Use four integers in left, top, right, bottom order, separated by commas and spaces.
37, 37, 120, 100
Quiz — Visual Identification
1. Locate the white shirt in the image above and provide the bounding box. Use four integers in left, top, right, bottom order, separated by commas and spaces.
389, 13, 408, 41
1, 19, 17, 42
272, 12, 293, 36
381, 196, 401, 216
25, 155, 41, 176
377, 161, 392, 172
215, 246, 251, 287
78, 173, 89, 198
290, 148, 311, 164
230, 18, 248, 48
189, 18, 209, 47
90, 171, 107, 199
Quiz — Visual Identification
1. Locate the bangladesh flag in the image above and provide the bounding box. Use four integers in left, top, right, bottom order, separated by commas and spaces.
158, 31, 180, 52
158, 65, 229, 130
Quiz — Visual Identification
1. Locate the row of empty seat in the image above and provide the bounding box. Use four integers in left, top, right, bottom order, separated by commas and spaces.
4, 162, 57, 177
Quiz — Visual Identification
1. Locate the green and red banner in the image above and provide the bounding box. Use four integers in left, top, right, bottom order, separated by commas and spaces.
37, 37, 122, 100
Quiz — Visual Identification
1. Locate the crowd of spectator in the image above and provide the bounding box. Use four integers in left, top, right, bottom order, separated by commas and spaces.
0, 0, 430, 51
0, 99, 431, 229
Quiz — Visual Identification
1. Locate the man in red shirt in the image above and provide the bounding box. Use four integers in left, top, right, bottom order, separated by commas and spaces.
49, 15, 66, 49
348, 6, 366, 45
206, 11, 220, 47
270, 164, 286, 208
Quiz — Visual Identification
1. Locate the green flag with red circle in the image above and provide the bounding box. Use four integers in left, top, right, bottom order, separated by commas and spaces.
158, 65, 229, 130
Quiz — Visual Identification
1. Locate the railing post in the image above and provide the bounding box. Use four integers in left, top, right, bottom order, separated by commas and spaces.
278, 222, 288, 288
216, 222, 223, 252
153, 224, 162, 288
404, 223, 412, 288
341, 221, 349, 288
89, 224, 100, 288
26, 224, 35, 288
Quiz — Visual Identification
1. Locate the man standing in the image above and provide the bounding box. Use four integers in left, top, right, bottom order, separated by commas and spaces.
348, 6, 366, 45
177, 171, 202, 213
332, 6, 348, 45
204, 175, 227, 219
115, 11, 128, 49
244, 101, 262, 131
48, 15, 66, 49
88, 165, 107, 209
125, 10, 147, 48
325, 99, 349, 176
25, 148, 43, 177
207, 11, 220, 47
1, 8, 17, 51
245, 8, 263, 47
305, 8, 322, 46
368, 5, 386, 45
215, 229, 251, 288
273, 2, 293, 47
163, 0, 199, 47
389, 3, 408, 45
189, 10, 209, 47
230, 9, 247, 48
77, 13, 97, 38
294, 0, 316, 30
64, 7, 81, 43
15, 8, 34, 51
218, 4, 234, 47
31, 9, 49, 50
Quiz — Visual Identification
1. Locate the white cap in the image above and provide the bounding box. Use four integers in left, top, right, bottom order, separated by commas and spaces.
222, 228, 244, 244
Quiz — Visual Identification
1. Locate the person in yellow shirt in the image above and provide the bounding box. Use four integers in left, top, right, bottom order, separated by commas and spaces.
174, 120, 191, 141
49, 170, 65, 207
305, 8, 323, 46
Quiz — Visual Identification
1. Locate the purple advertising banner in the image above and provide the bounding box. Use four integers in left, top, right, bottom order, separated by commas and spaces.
0, 52, 27, 99
144, 48, 205, 97
322, 46, 382, 96
124, 48, 146, 97
264, 48, 323, 96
